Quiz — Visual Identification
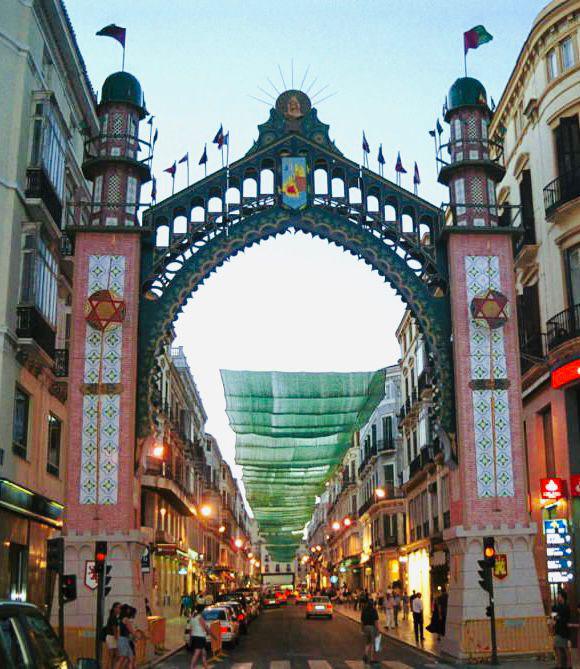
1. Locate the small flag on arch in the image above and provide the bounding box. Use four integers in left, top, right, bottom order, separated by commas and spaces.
413, 162, 421, 185
198, 145, 208, 165
395, 152, 407, 174
178, 153, 189, 165
147, 115, 155, 126
464, 25, 493, 54
213, 125, 225, 149
377, 144, 385, 165
96, 24, 126, 47
362, 132, 370, 154
163, 162, 176, 177
152, 129, 158, 145
151, 177, 157, 201
436, 119, 444, 136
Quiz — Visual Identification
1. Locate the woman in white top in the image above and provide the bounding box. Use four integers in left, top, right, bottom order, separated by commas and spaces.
189, 605, 216, 669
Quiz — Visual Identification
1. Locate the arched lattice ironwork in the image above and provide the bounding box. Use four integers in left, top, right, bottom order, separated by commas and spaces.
138, 91, 453, 441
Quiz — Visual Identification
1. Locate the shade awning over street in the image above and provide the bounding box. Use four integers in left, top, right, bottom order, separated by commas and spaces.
221, 369, 386, 562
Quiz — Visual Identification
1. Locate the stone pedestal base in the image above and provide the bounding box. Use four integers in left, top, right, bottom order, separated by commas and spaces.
441, 524, 551, 660
52, 530, 154, 663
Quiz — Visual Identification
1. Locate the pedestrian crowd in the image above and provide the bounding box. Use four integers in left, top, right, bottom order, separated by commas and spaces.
103, 602, 147, 669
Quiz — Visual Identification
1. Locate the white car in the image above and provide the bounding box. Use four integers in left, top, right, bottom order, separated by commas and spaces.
202, 606, 240, 646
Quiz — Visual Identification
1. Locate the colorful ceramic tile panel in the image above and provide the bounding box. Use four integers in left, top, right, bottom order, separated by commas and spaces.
79, 255, 125, 505
465, 255, 514, 498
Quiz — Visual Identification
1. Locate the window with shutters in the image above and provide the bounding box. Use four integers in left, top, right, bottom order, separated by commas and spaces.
555, 116, 580, 179
518, 170, 536, 244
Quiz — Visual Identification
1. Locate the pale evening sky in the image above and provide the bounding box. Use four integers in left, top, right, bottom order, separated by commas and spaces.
66, 0, 547, 505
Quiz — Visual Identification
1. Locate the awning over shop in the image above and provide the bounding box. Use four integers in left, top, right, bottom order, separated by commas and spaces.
221, 369, 386, 562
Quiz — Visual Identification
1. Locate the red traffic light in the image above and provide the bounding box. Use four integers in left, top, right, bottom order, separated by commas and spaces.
95, 551, 106, 562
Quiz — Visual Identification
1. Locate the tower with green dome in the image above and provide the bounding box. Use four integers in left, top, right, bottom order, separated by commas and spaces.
438, 77, 548, 659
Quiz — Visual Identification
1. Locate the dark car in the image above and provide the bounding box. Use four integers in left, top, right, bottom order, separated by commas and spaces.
0, 600, 94, 668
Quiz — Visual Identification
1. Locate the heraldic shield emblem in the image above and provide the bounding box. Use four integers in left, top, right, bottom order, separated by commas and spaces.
281, 156, 307, 210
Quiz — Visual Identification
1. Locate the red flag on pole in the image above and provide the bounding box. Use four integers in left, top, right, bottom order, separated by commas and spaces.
164, 162, 176, 176
96, 24, 126, 47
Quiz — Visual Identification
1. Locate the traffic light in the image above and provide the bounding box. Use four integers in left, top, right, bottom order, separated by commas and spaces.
104, 565, 112, 597
478, 559, 493, 594
483, 536, 496, 567
47, 538, 63, 572
95, 541, 107, 575
61, 574, 77, 602
486, 605, 493, 618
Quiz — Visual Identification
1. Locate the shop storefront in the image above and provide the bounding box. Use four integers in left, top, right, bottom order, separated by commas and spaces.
0, 480, 63, 614
153, 543, 190, 617
407, 547, 431, 615
373, 550, 401, 594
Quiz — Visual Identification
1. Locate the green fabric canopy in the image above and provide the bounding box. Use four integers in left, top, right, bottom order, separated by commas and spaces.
221, 369, 386, 562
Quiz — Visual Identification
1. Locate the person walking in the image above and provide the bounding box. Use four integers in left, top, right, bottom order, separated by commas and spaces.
402, 592, 410, 621
361, 597, 380, 667
104, 602, 121, 666
393, 591, 401, 628
412, 592, 424, 644
384, 592, 395, 630
114, 604, 137, 669
188, 605, 217, 669
552, 590, 571, 669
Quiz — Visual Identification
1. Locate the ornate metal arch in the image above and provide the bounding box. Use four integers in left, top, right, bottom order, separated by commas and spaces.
137, 89, 453, 442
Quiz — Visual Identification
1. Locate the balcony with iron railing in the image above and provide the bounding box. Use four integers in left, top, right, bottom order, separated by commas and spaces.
25, 166, 63, 228
82, 132, 152, 181
546, 304, 580, 352
16, 305, 56, 359
519, 333, 548, 375
437, 138, 506, 184
143, 455, 198, 516
544, 168, 580, 218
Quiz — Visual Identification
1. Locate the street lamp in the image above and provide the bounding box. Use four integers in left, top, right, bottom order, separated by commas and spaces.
248, 552, 253, 559
315, 545, 322, 552
343, 517, 352, 527
218, 524, 226, 533
152, 444, 164, 458
375, 487, 386, 499
234, 538, 243, 549
331, 521, 340, 531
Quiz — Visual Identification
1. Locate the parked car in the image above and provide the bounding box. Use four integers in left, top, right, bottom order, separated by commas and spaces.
185, 606, 240, 649
306, 595, 333, 619
0, 600, 93, 668
219, 600, 248, 634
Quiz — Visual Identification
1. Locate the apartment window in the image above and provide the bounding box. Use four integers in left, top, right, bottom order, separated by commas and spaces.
371, 424, 377, 448
412, 430, 418, 459
382, 415, 393, 444
567, 246, 580, 307
561, 37, 576, 71
541, 406, 556, 477
547, 48, 559, 80
517, 283, 542, 357
454, 178, 466, 215
21, 233, 58, 327
555, 116, 580, 178
47, 413, 61, 476
383, 464, 394, 488
13, 388, 30, 458
30, 98, 67, 203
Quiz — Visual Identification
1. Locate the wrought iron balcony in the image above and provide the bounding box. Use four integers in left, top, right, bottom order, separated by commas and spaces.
519, 333, 548, 375
544, 168, 580, 218
16, 305, 56, 358
417, 367, 433, 395
53, 349, 69, 377
25, 167, 63, 228
377, 438, 396, 454
409, 454, 422, 478
514, 217, 537, 257
546, 304, 580, 351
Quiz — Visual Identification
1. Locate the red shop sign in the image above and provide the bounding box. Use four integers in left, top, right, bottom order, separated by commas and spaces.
570, 475, 580, 498
540, 478, 566, 502
551, 359, 580, 389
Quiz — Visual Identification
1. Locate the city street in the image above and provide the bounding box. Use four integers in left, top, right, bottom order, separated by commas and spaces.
158, 604, 447, 669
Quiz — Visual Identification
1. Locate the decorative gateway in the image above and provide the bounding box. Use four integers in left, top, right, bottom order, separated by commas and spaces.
281, 157, 307, 210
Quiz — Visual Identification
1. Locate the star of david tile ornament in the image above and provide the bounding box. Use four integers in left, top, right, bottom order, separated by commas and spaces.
470, 289, 509, 329
85, 289, 126, 331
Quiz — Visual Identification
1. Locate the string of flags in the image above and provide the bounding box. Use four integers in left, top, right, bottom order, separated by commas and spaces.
361, 133, 421, 193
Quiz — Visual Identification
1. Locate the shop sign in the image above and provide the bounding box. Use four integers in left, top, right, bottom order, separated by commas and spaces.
85, 561, 98, 591
155, 543, 178, 556
570, 475, 580, 497
544, 518, 574, 584
141, 546, 151, 573
493, 554, 508, 580
551, 359, 580, 389
540, 478, 565, 502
